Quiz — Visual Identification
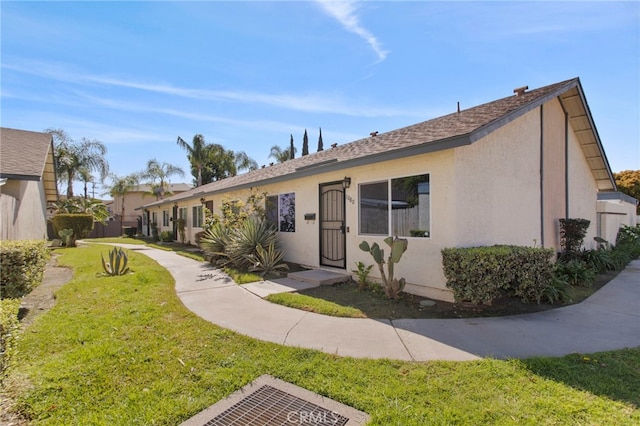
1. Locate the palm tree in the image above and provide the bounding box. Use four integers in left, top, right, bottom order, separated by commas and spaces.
177, 134, 208, 187
234, 151, 258, 172
105, 173, 139, 231
141, 159, 185, 199
48, 129, 109, 198
269, 145, 295, 163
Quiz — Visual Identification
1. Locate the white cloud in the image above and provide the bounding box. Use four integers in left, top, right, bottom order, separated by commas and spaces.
314, 0, 388, 62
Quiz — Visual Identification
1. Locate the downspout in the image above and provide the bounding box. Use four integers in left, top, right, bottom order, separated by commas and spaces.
539, 105, 545, 247
564, 112, 569, 219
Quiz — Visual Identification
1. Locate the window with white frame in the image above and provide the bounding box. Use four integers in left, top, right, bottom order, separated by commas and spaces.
179, 207, 188, 223
192, 205, 203, 228
266, 193, 296, 232
152, 211, 158, 226
359, 174, 430, 237
162, 210, 170, 227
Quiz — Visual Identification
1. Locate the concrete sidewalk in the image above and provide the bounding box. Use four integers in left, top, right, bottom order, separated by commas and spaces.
117, 244, 640, 361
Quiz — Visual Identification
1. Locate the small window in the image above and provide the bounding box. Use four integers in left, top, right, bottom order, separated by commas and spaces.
265, 193, 296, 232
192, 205, 203, 228
359, 181, 389, 235
359, 174, 430, 237
162, 210, 170, 227
179, 207, 188, 221
152, 211, 158, 226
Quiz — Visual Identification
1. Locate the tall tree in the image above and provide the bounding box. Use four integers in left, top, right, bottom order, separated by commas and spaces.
302, 129, 309, 156
317, 127, 324, 152
177, 134, 208, 187
289, 134, 295, 160
613, 170, 640, 214
141, 159, 185, 199
47, 128, 109, 198
269, 145, 295, 163
105, 173, 139, 231
234, 150, 258, 172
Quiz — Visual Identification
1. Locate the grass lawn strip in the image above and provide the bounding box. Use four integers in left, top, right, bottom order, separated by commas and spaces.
4, 245, 638, 425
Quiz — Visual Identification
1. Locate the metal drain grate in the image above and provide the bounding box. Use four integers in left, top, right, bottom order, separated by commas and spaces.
203, 385, 349, 426
180, 375, 369, 426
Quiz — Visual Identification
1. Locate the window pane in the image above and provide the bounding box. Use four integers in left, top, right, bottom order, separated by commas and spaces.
359, 182, 388, 235
391, 174, 430, 237
279, 193, 295, 232
266, 195, 278, 230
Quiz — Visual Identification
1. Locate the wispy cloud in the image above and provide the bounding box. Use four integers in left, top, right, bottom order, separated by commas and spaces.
3, 60, 431, 118
314, 0, 388, 62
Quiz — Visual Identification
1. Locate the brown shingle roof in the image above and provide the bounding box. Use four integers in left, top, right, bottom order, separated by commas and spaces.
144, 77, 614, 207
1, 127, 53, 179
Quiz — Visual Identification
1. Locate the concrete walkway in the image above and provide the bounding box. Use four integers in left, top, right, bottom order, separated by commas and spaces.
116, 244, 640, 361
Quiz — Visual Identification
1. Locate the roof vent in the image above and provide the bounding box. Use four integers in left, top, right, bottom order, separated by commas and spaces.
370, 131, 378, 137
513, 85, 529, 96
331, 143, 338, 148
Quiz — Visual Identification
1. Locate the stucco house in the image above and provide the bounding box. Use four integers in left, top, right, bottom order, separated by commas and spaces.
0, 127, 58, 240
141, 78, 637, 301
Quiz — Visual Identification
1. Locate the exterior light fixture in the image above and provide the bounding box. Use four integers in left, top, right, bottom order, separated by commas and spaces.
200, 197, 206, 204
342, 177, 351, 189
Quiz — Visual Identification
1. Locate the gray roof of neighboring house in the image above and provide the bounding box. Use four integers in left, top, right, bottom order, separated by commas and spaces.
1, 127, 58, 201
142, 77, 616, 209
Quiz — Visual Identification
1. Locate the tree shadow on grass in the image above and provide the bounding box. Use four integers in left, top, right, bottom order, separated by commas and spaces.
520, 348, 640, 408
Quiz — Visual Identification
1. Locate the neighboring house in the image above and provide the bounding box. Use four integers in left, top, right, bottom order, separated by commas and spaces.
0, 127, 58, 240
112, 183, 191, 230
141, 78, 638, 301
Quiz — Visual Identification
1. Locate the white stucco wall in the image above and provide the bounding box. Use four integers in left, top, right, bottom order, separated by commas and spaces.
597, 199, 638, 244
0, 179, 48, 240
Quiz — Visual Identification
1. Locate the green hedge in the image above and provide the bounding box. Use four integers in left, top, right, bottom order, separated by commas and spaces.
122, 226, 136, 237
0, 240, 50, 299
442, 245, 555, 305
0, 298, 22, 378
51, 214, 94, 247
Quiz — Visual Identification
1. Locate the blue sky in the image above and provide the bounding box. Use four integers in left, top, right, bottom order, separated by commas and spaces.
2, 1, 639, 195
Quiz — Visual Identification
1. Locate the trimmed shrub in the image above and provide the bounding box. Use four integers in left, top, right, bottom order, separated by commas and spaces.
0, 240, 50, 299
51, 214, 94, 247
159, 230, 173, 242
122, 226, 136, 237
442, 245, 555, 305
0, 298, 22, 378
559, 218, 590, 260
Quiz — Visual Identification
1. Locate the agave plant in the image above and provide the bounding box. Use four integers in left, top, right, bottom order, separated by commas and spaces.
101, 246, 130, 276
199, 222, 232, 265
246, 242, 289, 278
226, 217, 278, 270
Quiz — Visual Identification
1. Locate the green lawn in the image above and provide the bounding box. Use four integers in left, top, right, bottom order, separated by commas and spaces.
5, 245, 638, 425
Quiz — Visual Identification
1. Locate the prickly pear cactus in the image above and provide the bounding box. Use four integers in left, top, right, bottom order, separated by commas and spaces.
359, 236, 408, 299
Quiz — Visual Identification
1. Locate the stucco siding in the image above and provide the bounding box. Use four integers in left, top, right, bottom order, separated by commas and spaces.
541, 99, 568, 250
567, 120, 599, 250
0, 179, 48, 240
453, 107, 541, 248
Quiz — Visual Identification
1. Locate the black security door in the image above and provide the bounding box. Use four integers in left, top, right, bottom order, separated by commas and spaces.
319, 182, 346, 268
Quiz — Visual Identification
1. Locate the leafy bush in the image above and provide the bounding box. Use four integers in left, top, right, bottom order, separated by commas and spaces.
559, 218, 590, 260
51, 213, 94, 247
150, 222, 159, 241
580, 248, 616, 273
159, 230, 173, 242
0, 240, 50, 299
542, 276, 574, 305
122, 226, 136, 237
351, 261, 374, 290
0, 298, 21, 378
442, 245, 555, 305
553, 259, 595, 287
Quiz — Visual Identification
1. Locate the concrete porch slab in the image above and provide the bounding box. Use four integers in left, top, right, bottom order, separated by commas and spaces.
287, 269, 351, 286
243, 277, 321, 298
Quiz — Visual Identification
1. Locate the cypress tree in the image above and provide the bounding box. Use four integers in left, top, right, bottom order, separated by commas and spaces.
302, 129, 309, 156
289, 134, 295, 160
317, 127, 324, 152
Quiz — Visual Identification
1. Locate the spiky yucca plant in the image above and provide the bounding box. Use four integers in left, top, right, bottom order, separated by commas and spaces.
226, 217, 278, 270
246, 242, 289, 278
101, 247, 130, 276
